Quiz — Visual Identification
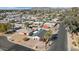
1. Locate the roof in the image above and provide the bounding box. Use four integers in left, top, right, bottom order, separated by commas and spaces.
42, 24, 49, 29
33, 29, 46, 38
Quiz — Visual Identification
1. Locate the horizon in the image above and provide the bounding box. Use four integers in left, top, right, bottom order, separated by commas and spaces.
0, 7, 32, 10
0, 7, 73, 10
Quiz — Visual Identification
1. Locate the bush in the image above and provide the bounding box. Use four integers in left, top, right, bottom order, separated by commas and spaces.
23, 37, 30, 41
0, 23, 11, 32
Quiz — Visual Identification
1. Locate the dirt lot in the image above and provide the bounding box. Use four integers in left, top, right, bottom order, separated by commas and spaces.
9, 33, 47, 51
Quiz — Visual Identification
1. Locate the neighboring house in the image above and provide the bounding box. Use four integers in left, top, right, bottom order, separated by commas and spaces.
0, 20, 9, 23
42, 23, 53, 30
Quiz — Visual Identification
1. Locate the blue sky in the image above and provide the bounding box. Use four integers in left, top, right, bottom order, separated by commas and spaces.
0, 7, 32, 10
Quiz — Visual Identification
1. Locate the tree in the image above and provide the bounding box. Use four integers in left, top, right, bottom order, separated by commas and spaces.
44, 30, 52, 49
0, 23, 11, 32
59, 7, 79, 35
24, 22, 29, 29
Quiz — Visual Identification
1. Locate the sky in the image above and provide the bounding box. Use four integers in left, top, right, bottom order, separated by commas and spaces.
0, 0, 79, 7
0, 0, 79, 9
0, 7, 32, 10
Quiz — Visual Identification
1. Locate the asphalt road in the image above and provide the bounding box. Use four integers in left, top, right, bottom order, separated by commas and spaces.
7, 44, 34, 51
0, 36, 34, 51
48, 23, 68, 51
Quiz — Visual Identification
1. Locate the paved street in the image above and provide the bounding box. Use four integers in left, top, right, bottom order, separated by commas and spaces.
0, 36, 34, 51
48, 23, 68, 51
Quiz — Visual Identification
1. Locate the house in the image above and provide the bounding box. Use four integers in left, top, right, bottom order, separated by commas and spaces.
42, 23, 53, 30
0, 20, 9, 23
31, 29, 47, 41
51, 18, 59, 23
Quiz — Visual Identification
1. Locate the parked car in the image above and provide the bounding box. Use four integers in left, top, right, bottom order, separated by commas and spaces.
5, 29, 16, 34
51, 34, 58, 40
14, 27, 21, 30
